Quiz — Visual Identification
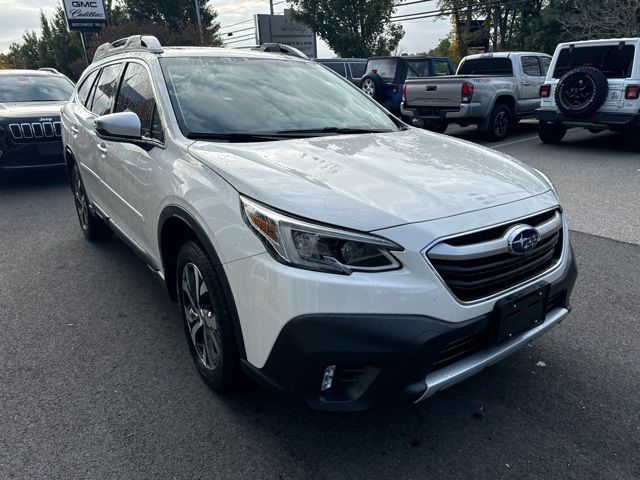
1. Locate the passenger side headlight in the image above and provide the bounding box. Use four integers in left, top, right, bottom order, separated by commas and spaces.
240, 196, 402, 274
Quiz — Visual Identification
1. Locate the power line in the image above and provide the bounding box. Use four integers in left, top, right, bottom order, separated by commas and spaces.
391, 0, 527, 21
223, 26, 255, 37
219, 19, 254, 31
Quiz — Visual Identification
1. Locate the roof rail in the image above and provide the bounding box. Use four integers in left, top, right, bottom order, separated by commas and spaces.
233, 43, 309, 60
38, 67, 61, 74
93, 35, 164, 63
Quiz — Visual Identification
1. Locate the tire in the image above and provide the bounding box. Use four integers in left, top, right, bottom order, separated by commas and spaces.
70, 162, 112, 241
625, 129, 640, 152
177, 240, 239, 392
483, 103, 512, 141
425, 122, 448, 134
538, 122, 567, 144
555, 67, 608, 119
361, 73, 384, 102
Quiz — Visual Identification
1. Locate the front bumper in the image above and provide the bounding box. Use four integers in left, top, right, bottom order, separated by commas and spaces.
241, 250, 577, 412
535, 108, 640, 128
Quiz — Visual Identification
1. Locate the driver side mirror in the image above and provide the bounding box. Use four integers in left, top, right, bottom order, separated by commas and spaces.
95, 112, 141, 141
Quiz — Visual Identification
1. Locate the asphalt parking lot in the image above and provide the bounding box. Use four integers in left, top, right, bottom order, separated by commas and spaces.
1, 122, 639, 479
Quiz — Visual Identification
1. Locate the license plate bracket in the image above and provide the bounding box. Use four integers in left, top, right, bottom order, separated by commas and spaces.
493, 283, 550, 345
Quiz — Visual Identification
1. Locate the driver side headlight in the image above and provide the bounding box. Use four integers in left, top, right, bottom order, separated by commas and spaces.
240, 196, 403, 274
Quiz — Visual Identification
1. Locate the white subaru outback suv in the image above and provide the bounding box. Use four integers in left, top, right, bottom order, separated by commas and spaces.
61, 36, 577, 411
537, 38, 640, 149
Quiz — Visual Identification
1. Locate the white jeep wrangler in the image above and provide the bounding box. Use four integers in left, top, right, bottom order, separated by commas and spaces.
536, 38, 640, 149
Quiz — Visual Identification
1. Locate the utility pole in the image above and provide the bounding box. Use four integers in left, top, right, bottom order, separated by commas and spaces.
269, 0, 274, 15
194, 0, 205, 45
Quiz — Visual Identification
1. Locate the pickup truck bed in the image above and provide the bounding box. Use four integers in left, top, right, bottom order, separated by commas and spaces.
401, 52, 551, 140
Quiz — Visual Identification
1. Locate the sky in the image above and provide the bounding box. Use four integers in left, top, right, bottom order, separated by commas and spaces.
0, 0, 453, 56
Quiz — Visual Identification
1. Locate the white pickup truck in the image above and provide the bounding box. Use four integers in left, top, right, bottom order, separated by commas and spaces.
401, 52, 551, 140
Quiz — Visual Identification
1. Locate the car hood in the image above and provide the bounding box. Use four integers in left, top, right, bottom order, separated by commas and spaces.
0, 101, 65, 120
188, 128, 553, 231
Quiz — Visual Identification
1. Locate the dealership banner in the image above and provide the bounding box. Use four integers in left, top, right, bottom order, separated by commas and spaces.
62, 0, 107, 33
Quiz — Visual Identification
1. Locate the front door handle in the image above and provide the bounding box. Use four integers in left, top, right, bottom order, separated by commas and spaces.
70, 125, 80, 134
96, 142, 108, 154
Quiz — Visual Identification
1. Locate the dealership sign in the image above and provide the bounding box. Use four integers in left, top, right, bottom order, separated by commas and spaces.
255, 10, 317, 58
62, 0, 107, 32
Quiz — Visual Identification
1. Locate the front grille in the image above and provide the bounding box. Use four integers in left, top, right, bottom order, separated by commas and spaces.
427, 209, 564, 302
8, 121, 61, 142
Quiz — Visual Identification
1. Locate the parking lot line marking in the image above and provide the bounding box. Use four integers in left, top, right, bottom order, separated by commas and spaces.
492, 135, 540, 149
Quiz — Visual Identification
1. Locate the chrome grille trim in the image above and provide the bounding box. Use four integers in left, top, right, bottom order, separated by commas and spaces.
8, 120, 62, 140
21, 123, 33, 138
9, 124, 22, 138
428, 211, 562, 261
43, 122, 54, 137
424, 208, 565, 303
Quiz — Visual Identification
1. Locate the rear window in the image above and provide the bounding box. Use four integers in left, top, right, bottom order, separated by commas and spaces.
366, 59, 396, 80
405, 60, 431, 78
458, 57, 513, 76
552, 45, 635, 79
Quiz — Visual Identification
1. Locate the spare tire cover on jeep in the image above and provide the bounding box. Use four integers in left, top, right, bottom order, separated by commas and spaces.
554, 66, 609, 118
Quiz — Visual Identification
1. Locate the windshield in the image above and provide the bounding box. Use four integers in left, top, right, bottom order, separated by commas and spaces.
160, 56, 398, 138
0, 75, 74, 103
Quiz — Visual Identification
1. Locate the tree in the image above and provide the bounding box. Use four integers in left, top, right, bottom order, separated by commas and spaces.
561, 0, 640, 39
289, 0, 405, 57
123, 0, 221, 39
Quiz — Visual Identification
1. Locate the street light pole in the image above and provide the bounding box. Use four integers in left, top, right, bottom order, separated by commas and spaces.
194, 0, 205, 45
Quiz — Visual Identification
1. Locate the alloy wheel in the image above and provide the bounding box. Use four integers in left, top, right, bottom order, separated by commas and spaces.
494, 111, 510, 138
72, 165, 89, 230
181, 262, 222, 370
362, 79, 375, 97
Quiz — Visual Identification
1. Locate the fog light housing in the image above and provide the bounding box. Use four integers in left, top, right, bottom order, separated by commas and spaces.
321, 365, 336, 391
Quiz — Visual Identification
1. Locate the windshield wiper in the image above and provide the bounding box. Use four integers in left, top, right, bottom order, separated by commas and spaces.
275, 127, 394, 135
187, 132, 290, 142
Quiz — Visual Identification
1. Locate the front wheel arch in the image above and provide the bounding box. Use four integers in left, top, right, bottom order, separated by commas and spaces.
158, 206, 247, 359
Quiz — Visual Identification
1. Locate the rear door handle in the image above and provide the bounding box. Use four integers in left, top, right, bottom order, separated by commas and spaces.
96, 142, 108, 154
522, 81, 532, 86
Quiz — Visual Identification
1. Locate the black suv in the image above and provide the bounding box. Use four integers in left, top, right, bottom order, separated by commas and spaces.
0, 69, 74, 172
358, 56, 454, 114
315, 58, 367, 85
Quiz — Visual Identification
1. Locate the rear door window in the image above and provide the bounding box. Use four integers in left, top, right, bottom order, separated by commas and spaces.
521, 56, 542, 76
540, 56, 552, 76
322, 62, 346, 77
552, 45, 635, 79
458, 57, 513, 75
349, 62, 366, 78
405, 60, 431, 78
90, 63, 124, 116
77, 69, 100, 107
114, 62, 163, 142
366, 59, 397, 80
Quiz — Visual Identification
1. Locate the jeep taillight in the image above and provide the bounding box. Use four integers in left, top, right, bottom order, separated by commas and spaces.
540, 84, 551, 98
402, 83, 407, 102
625, 85, 640, 100
461, 82, 474, 103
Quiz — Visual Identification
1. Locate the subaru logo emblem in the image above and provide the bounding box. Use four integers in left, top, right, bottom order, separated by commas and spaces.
506, 225, 540, 255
